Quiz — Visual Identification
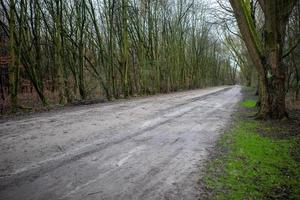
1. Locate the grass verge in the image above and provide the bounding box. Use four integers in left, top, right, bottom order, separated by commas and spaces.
201, 88, 300, 200
240, 100, 257, 108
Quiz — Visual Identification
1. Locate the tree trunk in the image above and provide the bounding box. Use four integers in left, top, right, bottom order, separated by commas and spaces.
8, 0, 18, 110
55, 0, 66, 105
257, 69, 286, 119
121, 0, 129, 98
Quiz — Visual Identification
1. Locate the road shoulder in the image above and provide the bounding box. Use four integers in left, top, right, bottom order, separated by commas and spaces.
199, 87, 300, 199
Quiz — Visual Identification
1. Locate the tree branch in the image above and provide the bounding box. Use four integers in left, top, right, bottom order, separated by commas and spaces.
283, 35, 300, 58
229, 0, 264, 75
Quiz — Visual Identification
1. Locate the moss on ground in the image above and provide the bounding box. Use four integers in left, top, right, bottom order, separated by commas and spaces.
240, 100, 257, 108
204, 120, 300, 199
202, 89, 300, 199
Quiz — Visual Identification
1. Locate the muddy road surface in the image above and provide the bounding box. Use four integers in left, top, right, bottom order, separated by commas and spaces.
0, 86, 241, 200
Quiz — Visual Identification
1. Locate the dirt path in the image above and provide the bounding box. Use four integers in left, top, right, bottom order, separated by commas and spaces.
0, 86, 241, 200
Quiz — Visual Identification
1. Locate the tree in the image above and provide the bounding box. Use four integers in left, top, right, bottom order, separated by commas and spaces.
8, 0, 19, 110
1, 0, 238, 111
229, 0, 297, 119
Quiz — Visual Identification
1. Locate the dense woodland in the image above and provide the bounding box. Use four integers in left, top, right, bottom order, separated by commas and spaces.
0, 0, 300, 119
0, 0, 237, 112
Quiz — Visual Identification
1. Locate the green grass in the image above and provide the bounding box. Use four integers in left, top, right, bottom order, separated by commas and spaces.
240, 100, 257, 108
204, 120, 300, 199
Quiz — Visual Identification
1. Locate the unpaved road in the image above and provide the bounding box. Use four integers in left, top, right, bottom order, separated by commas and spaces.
0, 86, 241, 200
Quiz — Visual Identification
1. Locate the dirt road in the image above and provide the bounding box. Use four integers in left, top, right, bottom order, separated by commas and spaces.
0, 86, 241, 200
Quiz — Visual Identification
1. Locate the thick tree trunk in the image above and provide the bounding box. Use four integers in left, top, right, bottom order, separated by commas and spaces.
229, 0, 296, 119
270, 77, 286, 118
257, 74, 268, 118
257, 71, 287, 119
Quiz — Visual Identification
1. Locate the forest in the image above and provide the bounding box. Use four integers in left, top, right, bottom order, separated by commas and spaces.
1, 0, 239, 113
1, 0, 299, 120
1, 0, 299, 119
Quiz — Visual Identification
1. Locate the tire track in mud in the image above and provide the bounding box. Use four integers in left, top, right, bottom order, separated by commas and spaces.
0, 87, 232, 191
0, 87, 238, 200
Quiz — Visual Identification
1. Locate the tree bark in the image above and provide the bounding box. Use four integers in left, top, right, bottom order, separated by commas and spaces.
8, 0, 18, 110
